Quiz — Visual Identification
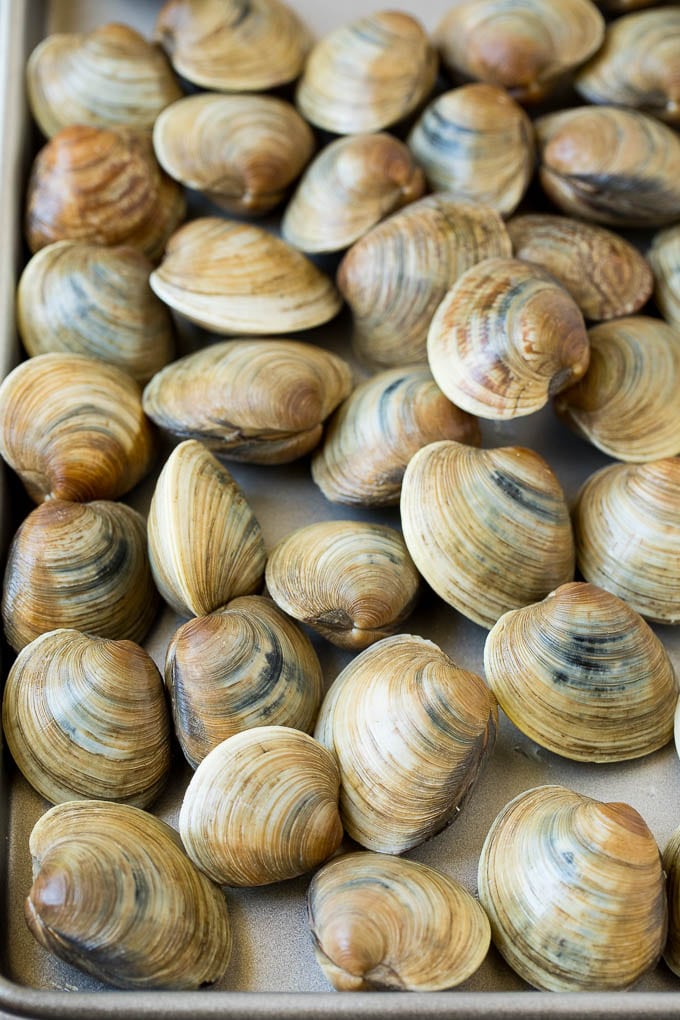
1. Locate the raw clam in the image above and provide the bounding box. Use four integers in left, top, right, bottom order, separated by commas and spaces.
478, 786, 666, 990
308, 852, 491, 991
649, 224, 680, 331
427, 257, 590, 420
401, 441, 575, 629
265, 521, 420, 650
314, 634, 497, 854
26, 801, 231, 989
2, 629, 171, 805
663, 822, 680, 977
179, 726, 343, 886
484, 582, 678, 762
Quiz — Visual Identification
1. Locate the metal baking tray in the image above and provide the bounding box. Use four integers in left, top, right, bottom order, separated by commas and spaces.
1, 0, 680, 1017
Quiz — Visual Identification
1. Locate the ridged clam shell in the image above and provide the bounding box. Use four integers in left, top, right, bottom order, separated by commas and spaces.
179, 726, 343, 886
26, 801, 231, 989
314, 634, 497, 854
649, 224, 680, 331
2, 629, 171, 805
427, 257, 590, 420
308, 852, 491, 991
478, 786, 666, 990
401, 441, 575, 629
484, 582, 678, 763
663, 823, 680, 978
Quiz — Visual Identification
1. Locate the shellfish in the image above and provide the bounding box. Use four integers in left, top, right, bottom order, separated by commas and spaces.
649, 224, 680, 331
662, 822, 680, 978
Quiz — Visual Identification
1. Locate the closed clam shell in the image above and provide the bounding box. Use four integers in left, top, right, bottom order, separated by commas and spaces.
153, 93, 315, 216
649, 224, 680, 331
147, 440, 266, 618
2, 500, 159, 652
427, 257, 590, 420
265, 521, 420, 650
535, 106, 680, 228
179, 726, 343, 886
314, 634, 497, 854
0, 352, 154, 503
296, 11, 437, 134
27, 22, 181, 138
337, 194, 512, 368
149, 217, 342, 335
484, 582, 679, 763
26, 801, 231, 989
478, 786, 667, 990
407, 85, 534, 217
281, 133, 425, 255
308, 852, 491, 991
663, 822, 680, 978
2, 629, 171, 805
401, 441, 575, 629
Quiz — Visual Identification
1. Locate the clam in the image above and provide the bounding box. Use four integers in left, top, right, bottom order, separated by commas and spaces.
337, 195, 512, 368
281, 133, 424, 255
2, 500, 159, 652
147, 440, 266, 618
573, 458, 680, 624
663, 822, 680, 978
478, 786, 666, 990
179, 726, 343, 886
153, 93, 315, 216
26, 801, 231, 989
535, 106, 680, 228
401, 441, 575, 629
296, 11, 437, 134
265, 521, 420, 650
2, 629, 171, 805
308, 852, 491, 991
507, 214, 653, 322
649, 224, 680, 331
143, 340, 352, 464
597, 0, 658, 9
25, 125, 185, 258
0, 352, 154, 503
407, 85, 534, 218
314, 634, 497, 854
165, 596, 322, 768
427, 257, 590, 420
149, 217, 342, 334
27, 22, 181, 138
484, 582, 678, 763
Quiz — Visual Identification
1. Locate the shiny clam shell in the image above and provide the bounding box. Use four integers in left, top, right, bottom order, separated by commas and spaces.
649, 224, 680, 331
663, 823, 680, 978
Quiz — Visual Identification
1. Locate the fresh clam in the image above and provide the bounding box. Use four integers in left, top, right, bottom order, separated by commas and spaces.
478, 786, 666, 990
179, 726, 343, 886
2, 629, 171, 805
314, 634, 497, 854
26, 801, 231, 989
649, 224, 680, 331
401, 441, 575, 629
484, 582, 679, 763
308, 852, 491, 991
663, 822, 680, 978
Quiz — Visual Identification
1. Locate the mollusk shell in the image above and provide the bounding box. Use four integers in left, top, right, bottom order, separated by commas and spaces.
649, 224, 680, 331
662, 823, 680, 977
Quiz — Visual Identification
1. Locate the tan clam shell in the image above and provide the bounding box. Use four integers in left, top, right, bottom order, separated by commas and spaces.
478, 786, 667, 990
308, 852, 491, 991
484, 582, 678, 763
281, 133, 425, 255
337, 194, 512, 368
26, 801, 231, 989
143, 340, 352, 463
649, 224, 680, 331
663, 822, 680, 978
427, 257, 590, 420
2, 629, 171, 806
0, 352, 154, 503
407, 84, 534, 217
401, 441, 575, 629
314, 634, 497, 854
149, 217, 342, 335
265, 520, 420, 650
296, 11, 437, 134
179, 726, 343, 886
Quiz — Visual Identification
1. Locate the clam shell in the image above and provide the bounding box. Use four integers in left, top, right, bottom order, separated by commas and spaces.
663, 822, 680, 977
401, 441, 575, 629
314, 634, 497, 854
2, 629, 171, 805
179, 726, 343, 886
597, 0, 658, 9
649, 224, 680, 331
478, 786, 667, 990
484, 582, 678, 763
26, 801, 231, 989
308, 852, 491, 991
